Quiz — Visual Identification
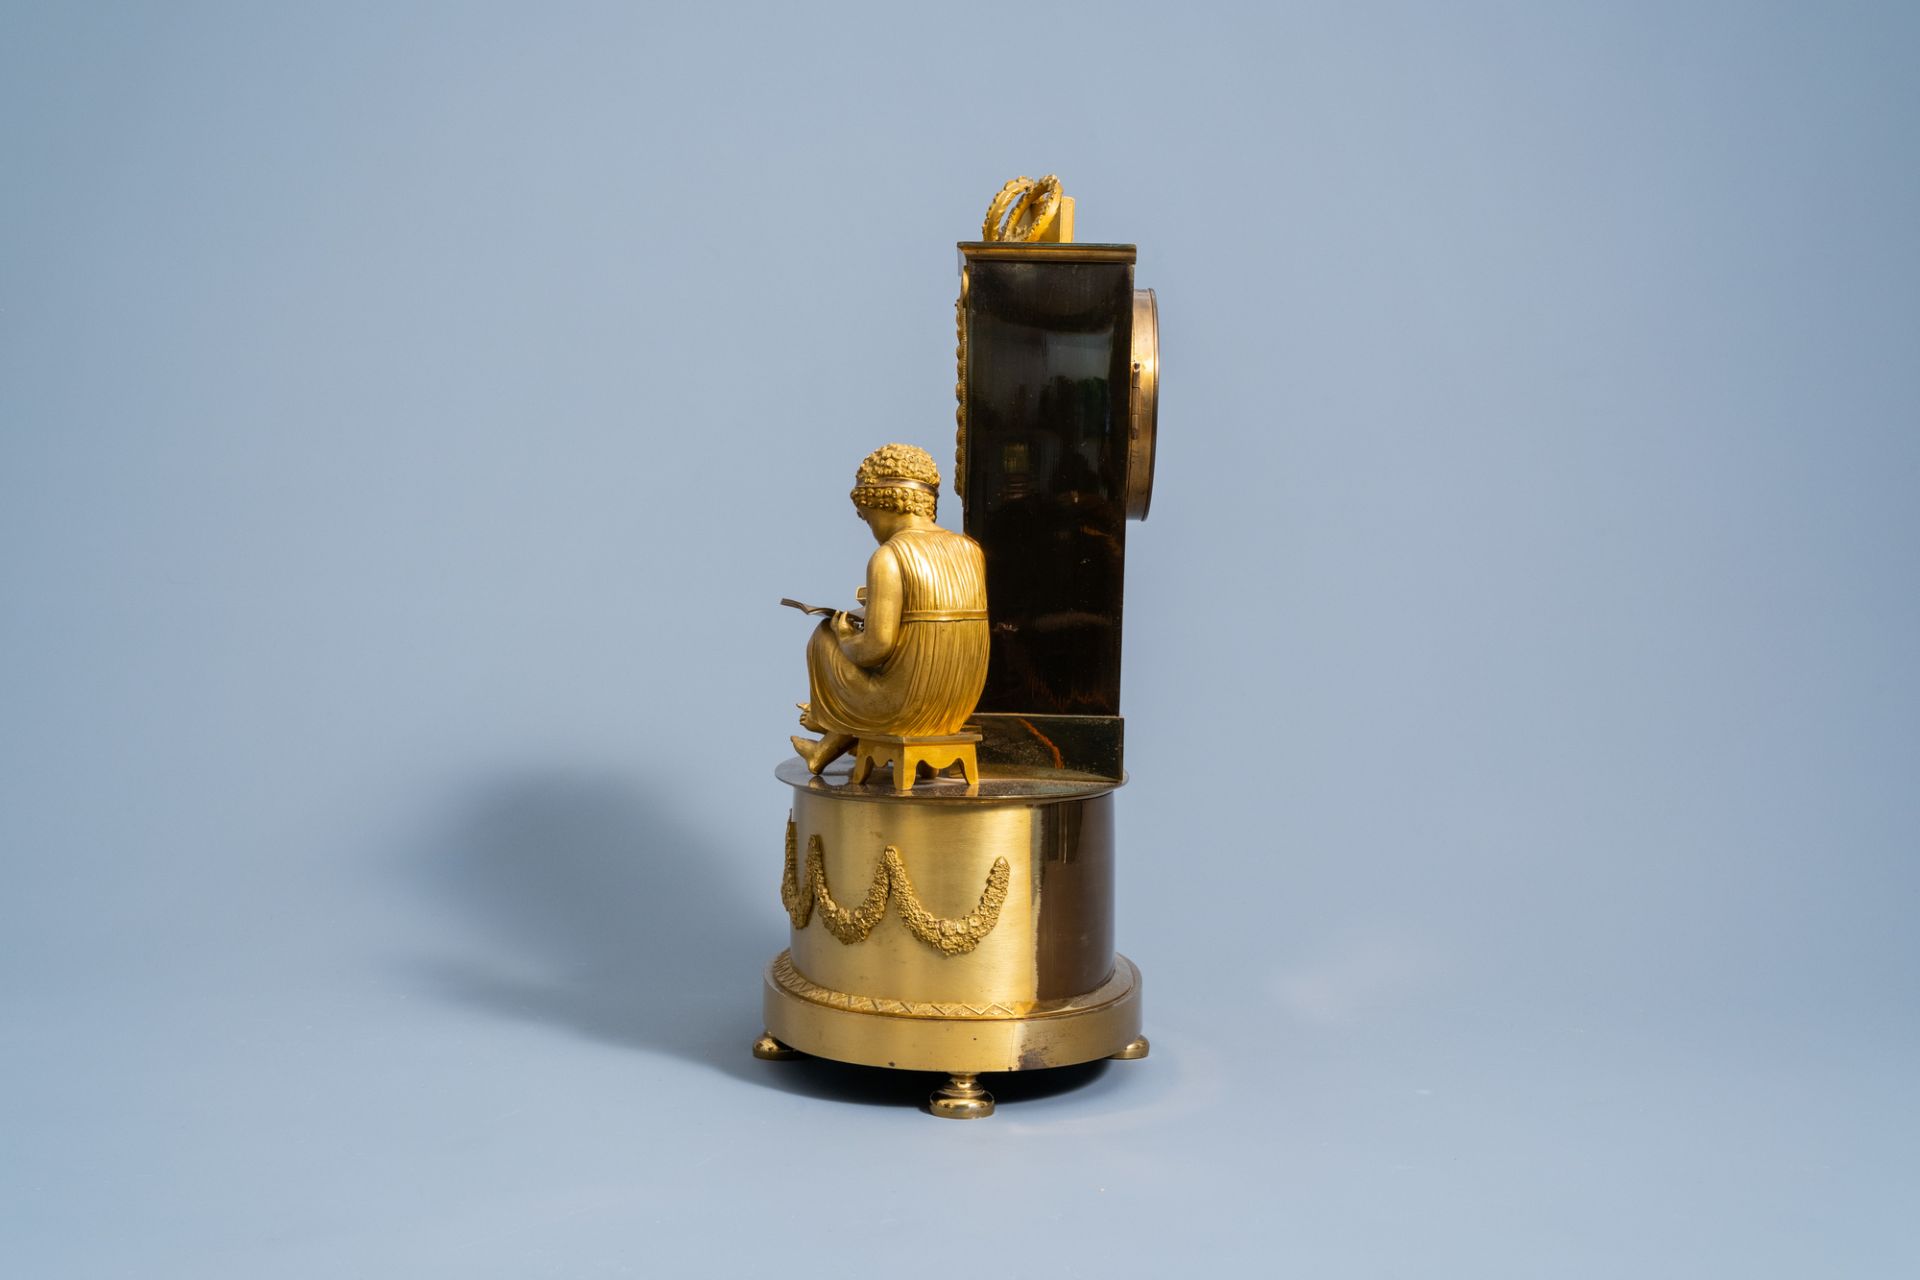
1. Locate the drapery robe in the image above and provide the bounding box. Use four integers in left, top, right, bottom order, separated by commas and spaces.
806, 526, 989, 737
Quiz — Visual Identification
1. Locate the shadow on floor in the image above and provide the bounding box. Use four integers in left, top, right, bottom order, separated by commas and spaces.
404, 772, 773, 1083
402, 770, 1124, 1111
751, 1055, 1116, 1113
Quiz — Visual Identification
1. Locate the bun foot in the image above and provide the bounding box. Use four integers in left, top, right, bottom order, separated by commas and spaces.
929, 1072, 995, 1119
752, 1031, 801, 1061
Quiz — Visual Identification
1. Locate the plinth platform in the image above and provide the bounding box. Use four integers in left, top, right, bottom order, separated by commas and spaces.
760, 758, 1147, 1116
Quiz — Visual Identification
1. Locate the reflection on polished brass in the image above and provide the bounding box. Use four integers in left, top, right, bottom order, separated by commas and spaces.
777, 756, 1116, 802
789, 445, 990, 785
780, 818, 1010, 956
751, 1031, 801, 1060
956, 240, 1142, 735
1109, 1035, 1150, 1060
1127, 288, 1160, 521
981, 174, 1071, 243
970, 712, 1124, 781
929, 1073, 994, 1120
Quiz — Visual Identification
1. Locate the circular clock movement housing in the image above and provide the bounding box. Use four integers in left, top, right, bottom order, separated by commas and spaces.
1127, 288, 1159, 521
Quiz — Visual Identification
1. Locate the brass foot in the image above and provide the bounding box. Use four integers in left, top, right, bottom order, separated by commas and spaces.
1109, 1035, 1150, 1060
752, 1031, 801, 1061
929, 1072, 995, 1119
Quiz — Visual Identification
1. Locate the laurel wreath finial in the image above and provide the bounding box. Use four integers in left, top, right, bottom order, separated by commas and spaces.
981, 174, 1062, 243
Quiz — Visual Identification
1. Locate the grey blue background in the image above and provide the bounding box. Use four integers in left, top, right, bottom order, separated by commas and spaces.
3, 2, 1915, 1275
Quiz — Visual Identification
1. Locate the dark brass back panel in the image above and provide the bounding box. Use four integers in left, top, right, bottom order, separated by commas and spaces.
959, 243, 1137, 773
1033, 792, 1116, 1001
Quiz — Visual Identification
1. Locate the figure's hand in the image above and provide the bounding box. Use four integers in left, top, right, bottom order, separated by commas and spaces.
831, 610, 860, 643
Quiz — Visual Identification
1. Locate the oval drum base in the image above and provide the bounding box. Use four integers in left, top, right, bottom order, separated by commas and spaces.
764, 951, 1143, 1074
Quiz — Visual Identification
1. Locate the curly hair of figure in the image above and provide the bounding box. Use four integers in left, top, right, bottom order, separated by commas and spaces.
850, 443, 940, 519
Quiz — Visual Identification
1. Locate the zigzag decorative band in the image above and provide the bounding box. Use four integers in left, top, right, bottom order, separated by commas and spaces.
781, 816, 1009, 956
769, 951, 1024, 1019
767, 949, 1138, 1022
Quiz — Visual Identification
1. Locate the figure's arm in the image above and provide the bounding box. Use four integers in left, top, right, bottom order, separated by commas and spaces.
836, 545, 902, 666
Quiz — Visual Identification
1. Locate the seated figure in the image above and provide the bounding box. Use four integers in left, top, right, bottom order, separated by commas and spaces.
791, 444, 989, 775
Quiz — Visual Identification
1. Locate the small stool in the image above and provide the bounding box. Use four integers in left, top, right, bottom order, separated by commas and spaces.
849, 732, 981, 792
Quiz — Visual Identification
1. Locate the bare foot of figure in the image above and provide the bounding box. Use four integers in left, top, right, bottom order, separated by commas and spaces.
790, 732, 855, 774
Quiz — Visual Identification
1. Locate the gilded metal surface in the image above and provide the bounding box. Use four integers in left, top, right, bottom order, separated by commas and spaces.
776, 756, 1116, 802
1052, 195, 1075, 244
781, 819, 1009, 956
769, 948, 1133, 1020
751, 1031, 801, 1060
953, 268, 968, 499
981, 174, 1062, 242
1127, 288, 1159, 521
957, 242, 1136, 264
764, 952, 1143, 1073
848, 733, 979, 791
783, 777, 1115, 1008
790, 444, 990, 779
769, 951, 1024, 1018
929, 1073, 994, 1119
755, 185, 1161, 1103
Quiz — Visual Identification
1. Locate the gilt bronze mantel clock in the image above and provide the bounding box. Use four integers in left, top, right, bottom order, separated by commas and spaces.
757, 175, 1161, 1118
